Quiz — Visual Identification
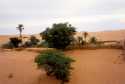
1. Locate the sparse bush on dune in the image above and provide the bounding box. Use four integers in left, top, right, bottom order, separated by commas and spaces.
1, 42, 14, 49
35, 50, 75, 84
89, 36, 98, 44
24, 35, 40, 47
1, 37, 22, 49
40, 23, 76, 50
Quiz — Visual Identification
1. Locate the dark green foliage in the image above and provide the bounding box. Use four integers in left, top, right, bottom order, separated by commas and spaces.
9, 37, 22, 48
40, 23, 76, 49
35, 50, 75, 84
89, 36, 98, 44
30, 35, 39, 46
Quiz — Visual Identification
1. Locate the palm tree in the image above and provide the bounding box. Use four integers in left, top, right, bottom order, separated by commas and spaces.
16, 24, 24, 40
77, 36, 85, 48
83, 32, 88, 43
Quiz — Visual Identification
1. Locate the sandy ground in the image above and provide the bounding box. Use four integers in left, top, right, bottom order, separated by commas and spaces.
0, 49, 125, 84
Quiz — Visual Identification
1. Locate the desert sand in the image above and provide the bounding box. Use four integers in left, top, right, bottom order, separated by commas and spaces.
0, 49, 124, 84
0, 29, 125, 84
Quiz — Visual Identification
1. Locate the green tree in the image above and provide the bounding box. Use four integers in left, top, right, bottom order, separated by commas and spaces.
35, 50, 75, 84
16, 24, 24, 39
40, 23, 76, 49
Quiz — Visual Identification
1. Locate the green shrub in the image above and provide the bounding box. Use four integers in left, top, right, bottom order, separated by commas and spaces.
40, 23, 76, 49
35, 50, 75, 84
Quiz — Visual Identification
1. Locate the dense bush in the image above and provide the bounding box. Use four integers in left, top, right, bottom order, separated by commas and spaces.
35, 50, 75, 84
40, 23, 76, 49
9, 37, 22, 48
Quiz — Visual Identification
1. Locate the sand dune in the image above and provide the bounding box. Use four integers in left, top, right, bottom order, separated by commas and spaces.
0, 49, 125, 84
76, 29, 125, 41
1, 29, 125, 45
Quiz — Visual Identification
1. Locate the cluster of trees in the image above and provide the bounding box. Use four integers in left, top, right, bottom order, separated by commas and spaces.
2, 23, 98, 49
76, 32, 98, 48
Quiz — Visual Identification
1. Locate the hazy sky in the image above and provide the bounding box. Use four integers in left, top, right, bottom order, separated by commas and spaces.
0, 0, 125, 35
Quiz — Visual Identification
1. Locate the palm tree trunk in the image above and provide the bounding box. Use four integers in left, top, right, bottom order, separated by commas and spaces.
19, 32, 22, 40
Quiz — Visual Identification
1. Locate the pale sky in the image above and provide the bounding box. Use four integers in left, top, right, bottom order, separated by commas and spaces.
0, 0, 125, 35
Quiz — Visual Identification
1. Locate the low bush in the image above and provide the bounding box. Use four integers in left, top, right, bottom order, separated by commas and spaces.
35, 50, 75, 84
23, 41, 32, 48
30, 35, 39, 46
23, 36, 40, 48
1, 42, 14, 49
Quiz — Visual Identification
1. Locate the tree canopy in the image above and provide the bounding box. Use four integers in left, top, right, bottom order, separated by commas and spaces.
40, 23, 76, 49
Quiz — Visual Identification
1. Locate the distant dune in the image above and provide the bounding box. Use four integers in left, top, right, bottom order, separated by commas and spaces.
76, 29, 125, 41
0, 29, 125, 46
